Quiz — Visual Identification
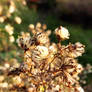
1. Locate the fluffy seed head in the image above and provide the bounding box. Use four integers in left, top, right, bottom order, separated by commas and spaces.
55, 26, 70, 40
32, 46, 49, 62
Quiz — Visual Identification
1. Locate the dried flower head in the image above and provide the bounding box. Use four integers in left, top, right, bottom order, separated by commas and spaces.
32, 46, 49, 62
36, 32, 50, 45
55, 26, 70, 40
68, 42, 85, 58
9, 23, 85, 92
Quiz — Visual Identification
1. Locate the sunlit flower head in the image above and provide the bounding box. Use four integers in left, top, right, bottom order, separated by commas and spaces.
36, 32, 50, 45
32, 46, 49, 62
55, 26, 70, 40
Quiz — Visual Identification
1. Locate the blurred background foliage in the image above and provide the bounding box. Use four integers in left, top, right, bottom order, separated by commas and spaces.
0, 0, 92, 91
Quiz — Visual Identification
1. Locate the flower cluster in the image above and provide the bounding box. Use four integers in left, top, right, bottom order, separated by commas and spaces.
8, 23, 85, 92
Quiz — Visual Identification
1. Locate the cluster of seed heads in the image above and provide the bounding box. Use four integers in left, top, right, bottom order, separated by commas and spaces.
9, 23, 85, 92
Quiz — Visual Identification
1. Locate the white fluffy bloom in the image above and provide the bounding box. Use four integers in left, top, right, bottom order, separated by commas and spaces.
55, 26, 70, 40
32, 46, 49, 62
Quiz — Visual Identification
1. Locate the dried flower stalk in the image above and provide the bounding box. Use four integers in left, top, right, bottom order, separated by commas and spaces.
8, 23, 85, 92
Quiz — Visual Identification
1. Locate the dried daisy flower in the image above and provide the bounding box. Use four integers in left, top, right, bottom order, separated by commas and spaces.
55, 26, 70, 40
8, 23, 85, 92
